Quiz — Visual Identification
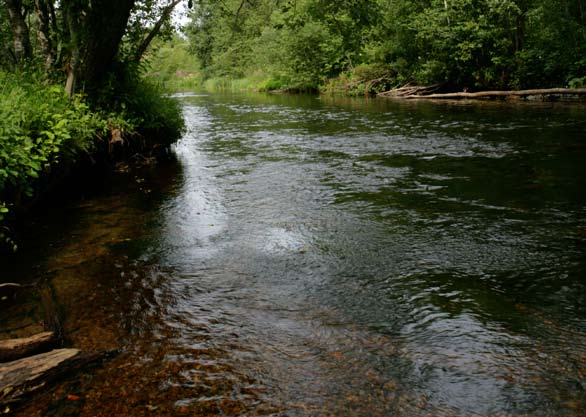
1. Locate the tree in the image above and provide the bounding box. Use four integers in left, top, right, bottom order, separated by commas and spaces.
63, 0, 137, 96
1, 0, 186, 96
4, 0, 32, 64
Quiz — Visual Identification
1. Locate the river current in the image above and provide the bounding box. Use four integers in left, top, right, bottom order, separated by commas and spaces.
2, 93, 586, 416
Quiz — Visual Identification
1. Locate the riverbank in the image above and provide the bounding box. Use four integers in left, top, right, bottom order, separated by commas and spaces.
0, 70, 184, 254
163, 70, 586, 102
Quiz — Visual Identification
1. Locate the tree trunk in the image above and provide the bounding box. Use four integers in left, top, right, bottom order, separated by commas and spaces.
515, 13, 525, 53
34, 0, 54, 69
79, 0, 136, 92
63, 0, 136, 96
4, 0, 32, 65
63, 1, 81, 97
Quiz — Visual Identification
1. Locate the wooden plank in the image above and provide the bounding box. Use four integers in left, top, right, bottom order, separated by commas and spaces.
0, 349, 81, 404
0, 332, 56, 363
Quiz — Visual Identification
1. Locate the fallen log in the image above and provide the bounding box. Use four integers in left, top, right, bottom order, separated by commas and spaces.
0, 348, 106, 405
378, 87, 586, 100
0, 349, 81, 404
0, 332, 57, 363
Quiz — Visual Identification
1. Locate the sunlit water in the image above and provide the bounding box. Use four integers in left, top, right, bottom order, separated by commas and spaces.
2, 93, 586, 416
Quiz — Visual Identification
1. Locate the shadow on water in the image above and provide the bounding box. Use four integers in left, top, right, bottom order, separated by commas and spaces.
1, 92, 586, 416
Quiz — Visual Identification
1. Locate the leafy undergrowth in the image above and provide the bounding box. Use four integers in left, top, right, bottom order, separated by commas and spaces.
0, 71, 109, 251
0, 68, 185, 253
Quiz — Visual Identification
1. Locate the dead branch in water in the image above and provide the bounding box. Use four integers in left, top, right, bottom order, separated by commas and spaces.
378, 84, 443, 97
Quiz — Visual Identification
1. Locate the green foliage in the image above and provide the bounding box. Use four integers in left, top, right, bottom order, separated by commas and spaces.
259, 76, 290, 92
0, 5, 12, 69
0, 0, 188, 253
0, 202, 17, 252
144, 36, 203, 92
0, 71, 107, 197
0, 64, 184, 252
184, 0, 586, 92
0, 70, 108, 252
95, 62, 185, 145
323, 63, 395, 95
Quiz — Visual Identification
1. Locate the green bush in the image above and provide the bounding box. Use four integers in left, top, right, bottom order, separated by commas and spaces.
259, 77, 289, 91
144, 36, 203, 93
94, 62, 185, 146
0, 70, 108, 251
0, 71, 107, 196
202, 77, 233, 91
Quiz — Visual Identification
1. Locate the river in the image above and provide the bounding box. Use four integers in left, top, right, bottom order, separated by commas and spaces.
2, 93, 586, 416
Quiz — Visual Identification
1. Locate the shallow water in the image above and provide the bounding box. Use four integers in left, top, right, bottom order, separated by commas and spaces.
2, 93, 586, 416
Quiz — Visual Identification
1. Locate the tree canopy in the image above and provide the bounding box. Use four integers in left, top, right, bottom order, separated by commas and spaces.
184, 0, 586, 91
1, 0, 184, 95
0, 0, 187, 252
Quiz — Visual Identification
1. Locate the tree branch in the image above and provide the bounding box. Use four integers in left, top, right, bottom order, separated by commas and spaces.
133, 0, 182, 62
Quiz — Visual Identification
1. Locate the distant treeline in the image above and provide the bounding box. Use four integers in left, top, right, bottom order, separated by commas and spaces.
184, 0, 586, 93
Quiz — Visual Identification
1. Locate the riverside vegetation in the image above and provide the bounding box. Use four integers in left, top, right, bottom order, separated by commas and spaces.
0, 0, 186, 252
171, 0, 586, 94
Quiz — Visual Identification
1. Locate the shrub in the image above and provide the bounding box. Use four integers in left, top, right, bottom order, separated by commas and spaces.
1, 62, 186, 252
0, 70, 108, 251
93, 62, 185, 149
0, 71, 107, 197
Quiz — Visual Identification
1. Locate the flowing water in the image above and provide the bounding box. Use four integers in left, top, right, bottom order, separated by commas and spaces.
2, 93, 586, 416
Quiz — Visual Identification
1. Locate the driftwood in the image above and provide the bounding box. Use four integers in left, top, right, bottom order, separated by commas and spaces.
378, 87, 586, 100
0, 339, 116, 407
378, 84, 443, 97
0, 284, 114, 408
0, 348, 109, 405
0, 332, 57, 363
0, 349, 81, 404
